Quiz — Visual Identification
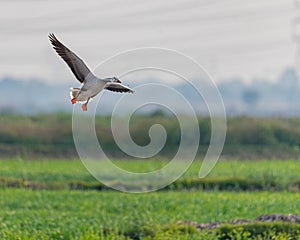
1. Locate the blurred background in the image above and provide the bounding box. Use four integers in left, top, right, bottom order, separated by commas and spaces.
1, 0, 299, 115
1, 0, 300, 159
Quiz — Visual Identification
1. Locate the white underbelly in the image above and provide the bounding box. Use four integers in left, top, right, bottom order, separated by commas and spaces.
76, 81, 106, 102
76, 90, 93, 102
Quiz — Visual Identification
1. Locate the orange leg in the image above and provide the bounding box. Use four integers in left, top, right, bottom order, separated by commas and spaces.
82, 104, 87, 111
82, 97, 90, 112
71, 98, 77, 104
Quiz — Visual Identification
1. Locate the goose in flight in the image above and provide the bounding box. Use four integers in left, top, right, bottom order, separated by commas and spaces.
48, 33, 134, 111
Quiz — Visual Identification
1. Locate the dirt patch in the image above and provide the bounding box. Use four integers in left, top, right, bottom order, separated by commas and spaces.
180, 214, 300, 231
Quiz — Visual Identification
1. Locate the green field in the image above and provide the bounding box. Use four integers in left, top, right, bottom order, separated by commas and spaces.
0, 190, 299, 239
0, 159, 299, 190
0, 159, 300, 239
1, 158, 300, 182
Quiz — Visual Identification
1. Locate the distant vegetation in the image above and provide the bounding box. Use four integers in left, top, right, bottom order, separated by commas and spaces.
1, 114, 300, 159
1, 68, 300, 116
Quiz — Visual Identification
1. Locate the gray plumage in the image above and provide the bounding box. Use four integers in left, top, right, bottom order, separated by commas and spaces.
49, 33, 134, 111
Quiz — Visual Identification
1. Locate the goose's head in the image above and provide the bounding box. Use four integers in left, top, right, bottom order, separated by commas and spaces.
112, 77, 121, 83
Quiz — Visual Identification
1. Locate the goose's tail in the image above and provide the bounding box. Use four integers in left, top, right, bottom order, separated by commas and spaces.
70, 88, 80, 99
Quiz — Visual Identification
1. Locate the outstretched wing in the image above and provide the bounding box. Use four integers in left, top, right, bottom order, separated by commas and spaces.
49, 33, 92, 83
105, 83, 134, 93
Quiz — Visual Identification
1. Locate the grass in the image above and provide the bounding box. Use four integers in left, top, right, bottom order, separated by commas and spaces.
0, 189, 299, 239
0, 159, 300, 239
0, 159, 299, 191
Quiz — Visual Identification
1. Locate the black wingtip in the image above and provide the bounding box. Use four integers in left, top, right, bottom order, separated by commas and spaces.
48, 33, 60, 45
48, 33, 55, 41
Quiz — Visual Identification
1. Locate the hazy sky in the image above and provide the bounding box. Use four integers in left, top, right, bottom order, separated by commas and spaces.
0, 0, 298, 84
